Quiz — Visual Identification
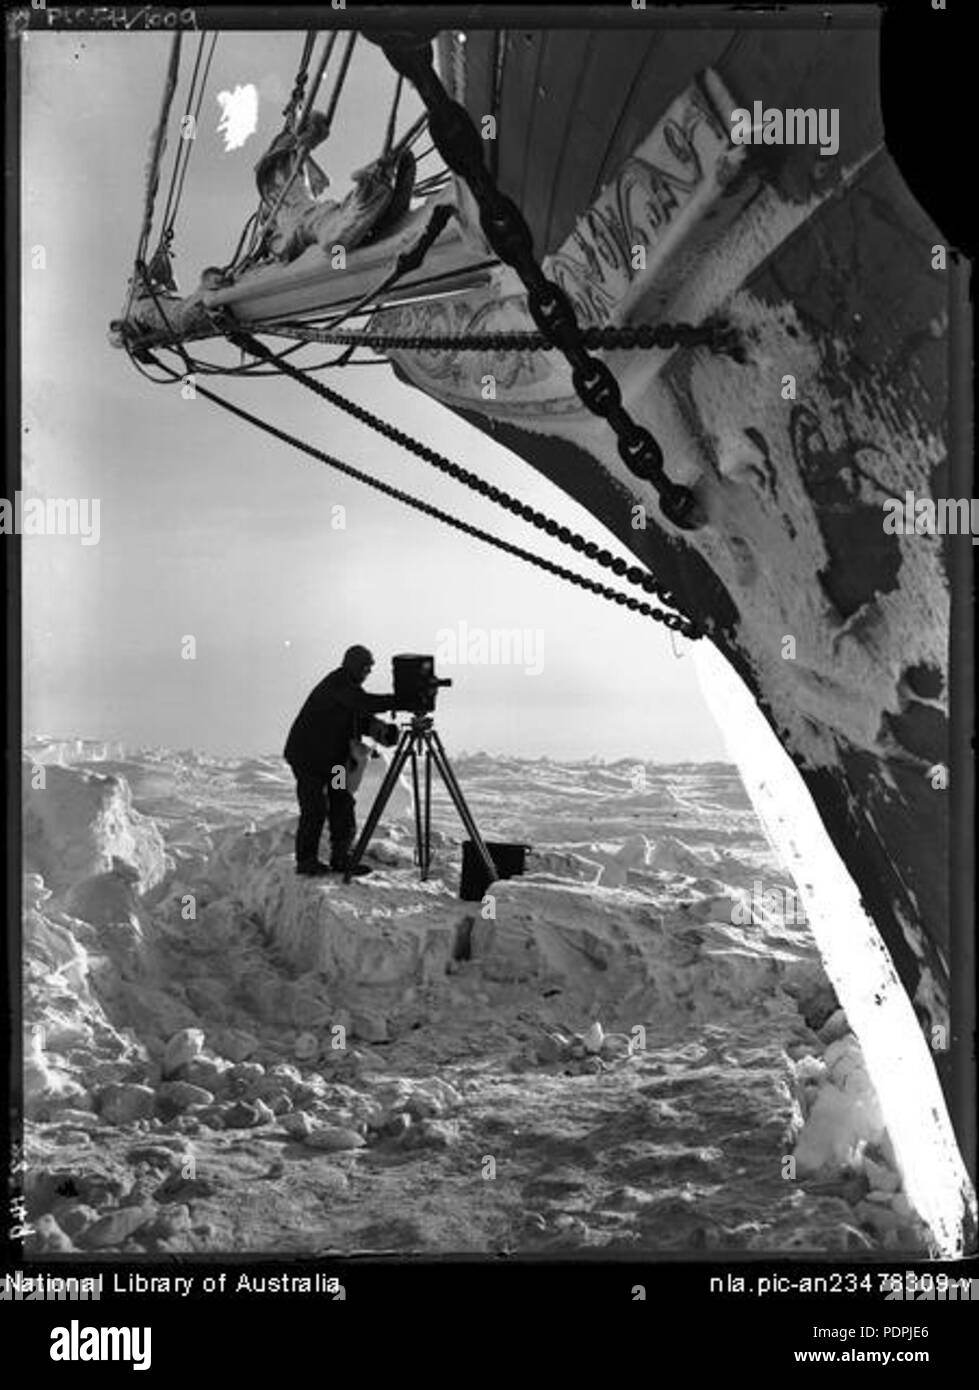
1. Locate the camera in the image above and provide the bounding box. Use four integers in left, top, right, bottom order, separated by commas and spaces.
392, 653, 452, 714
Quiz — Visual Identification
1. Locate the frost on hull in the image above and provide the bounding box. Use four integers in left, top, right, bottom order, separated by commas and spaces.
378, 30, 966, 1196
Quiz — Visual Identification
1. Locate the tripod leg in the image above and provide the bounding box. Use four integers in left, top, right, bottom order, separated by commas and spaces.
426, 729, 496, 884
424, 743, 433, 876
409, 739, 424, 875
344, 730, 412, 881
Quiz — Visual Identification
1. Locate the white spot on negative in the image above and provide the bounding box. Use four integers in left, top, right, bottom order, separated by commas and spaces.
216, 84, 259, 153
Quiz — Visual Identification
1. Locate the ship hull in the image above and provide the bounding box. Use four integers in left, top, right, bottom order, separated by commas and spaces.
375, 23, 972, 1232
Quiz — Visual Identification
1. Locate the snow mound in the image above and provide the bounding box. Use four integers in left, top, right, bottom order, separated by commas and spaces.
792, 1034, 887, 1175
23, 761, 169, 896
467, 876, 820, 1025
63, 858, 149, 929
647, 835, 718, 876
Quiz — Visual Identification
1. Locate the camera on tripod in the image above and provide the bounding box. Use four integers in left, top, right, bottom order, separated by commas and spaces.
391, 654, 452, 715
346, 651, 493, 885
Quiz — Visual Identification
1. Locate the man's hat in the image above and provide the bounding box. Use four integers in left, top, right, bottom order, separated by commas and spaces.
342, 645, 373, 671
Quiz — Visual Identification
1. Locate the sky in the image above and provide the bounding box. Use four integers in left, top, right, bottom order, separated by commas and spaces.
20, 28, 728, 763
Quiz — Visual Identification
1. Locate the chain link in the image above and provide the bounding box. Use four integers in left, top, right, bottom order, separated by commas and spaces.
268, 317, 740, 357
372, 34, 708, 533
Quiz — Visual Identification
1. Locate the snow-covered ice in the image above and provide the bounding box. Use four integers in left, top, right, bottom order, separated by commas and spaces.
19, 740, 930, 1256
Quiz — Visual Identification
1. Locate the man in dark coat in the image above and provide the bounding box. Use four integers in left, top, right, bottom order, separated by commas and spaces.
284, 645, 399, 876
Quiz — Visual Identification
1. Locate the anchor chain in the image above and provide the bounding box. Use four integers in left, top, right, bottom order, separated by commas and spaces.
145, 348, 697, 635
268, 317, 740, 357
218, 319, 705, 639
369, 31, 707, 533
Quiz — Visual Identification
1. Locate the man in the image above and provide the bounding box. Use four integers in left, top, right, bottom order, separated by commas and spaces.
284, 645, 400, 876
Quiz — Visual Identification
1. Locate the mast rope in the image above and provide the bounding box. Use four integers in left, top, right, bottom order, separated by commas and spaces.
143, 345, 700, 636
156, 32, 205, 242
155, 31, 218, 256
283, 30, 316, 129
126, 267, 701, 638
247, 31, 359, 267
125, 32, 183, 321
298, 31, 337, 130
369, 32, 706, 532
125, 262, 397, 380
234, 30, 315, 267
292, 38, 336, 200
383, 73, 404, 158
119, 35, 722, 638
170, 33, 218, 232
321, 30, 358, 132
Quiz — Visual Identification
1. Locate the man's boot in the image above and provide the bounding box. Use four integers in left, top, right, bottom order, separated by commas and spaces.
329, 840, 373, 877
297, 859, 332, 876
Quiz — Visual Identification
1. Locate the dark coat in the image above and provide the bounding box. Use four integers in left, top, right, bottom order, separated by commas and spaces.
284, 667, 396, 776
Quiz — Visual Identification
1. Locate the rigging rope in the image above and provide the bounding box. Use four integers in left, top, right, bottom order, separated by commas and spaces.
122, 34, 718, 640
156, 32, 218, 255
322, 30, 358, 131
127, 243, 702, 638
126, 32, 183, 320
171, 34, 218, 229
299, 31, 338, 130
311, 202, 456, 334
143, 347, 697, 634
284, 30, 316, 128
126, 261, 392, 381
157, 32, 205, 241
237, 35, 314, 268
250, 31, 359, 264
383, 73, 404, 158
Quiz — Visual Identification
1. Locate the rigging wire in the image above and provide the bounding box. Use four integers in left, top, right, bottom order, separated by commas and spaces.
164, 343, 382, 376
205, 317, 696, 631
156, 31, 206, 241
126, 31, 183, 322
164, 32, 219, 244
124, 263, 698, 636
222, 210, 259, 276
382, 72, 404, 158
283, 30, 316, 128
414, 175, 451, 195
298, 31, 338, 130
297, 32, 339, 193
142, 31, 218, 293
229, 46, 432, 279
248, 30, 359, 265
142, 345, 693, 633
321, 30, 358, 131
118, 32, 714, 642
311, 202, 455, 335
124, 262, 382, 377
239, 30, 315, 267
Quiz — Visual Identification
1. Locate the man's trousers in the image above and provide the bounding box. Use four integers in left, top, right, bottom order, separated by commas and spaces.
291, 768, 356, 867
